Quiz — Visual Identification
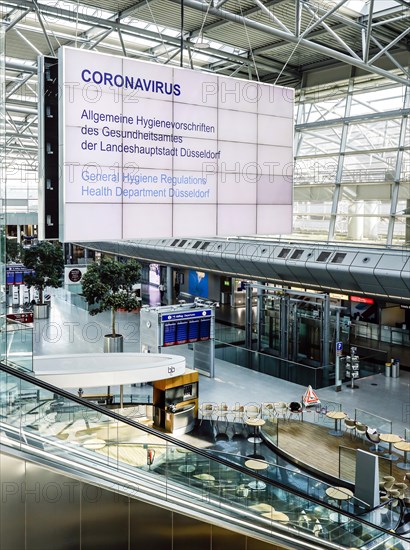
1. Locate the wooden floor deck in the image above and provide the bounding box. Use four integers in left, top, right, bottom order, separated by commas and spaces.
263, 418, 409, 484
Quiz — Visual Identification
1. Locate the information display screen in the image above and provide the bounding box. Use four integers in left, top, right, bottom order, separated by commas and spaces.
188, 319, 199, 342
176, 321, 188, 344
6, 272, 15, 285
163, 322, 176, 346
59, 47, 293, 241
199, 318, 211, 341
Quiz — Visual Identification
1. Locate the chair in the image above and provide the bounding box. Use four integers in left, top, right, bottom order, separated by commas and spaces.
231, 405, 246, 439
355, 422, 367, 439
344, 418, 356, 438
287, 401, 303, 421
393, 482, 407, 497
382, 475, 395, 489
273, 402, 288, 420
236, 484, 250, 499
232, 404, 245, 425
366, 429, 381, 452
244, 404, 260, 421
216, 403, 230, 426
261, 403, 276, 421
199, 403, 215, 426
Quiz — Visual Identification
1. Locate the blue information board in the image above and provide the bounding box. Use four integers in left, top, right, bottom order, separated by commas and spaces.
176, 321, 188, 344
163, 323, 176, 346
199, 318, 211, 341
188, 319, 199, 342
161, 308, 212, 347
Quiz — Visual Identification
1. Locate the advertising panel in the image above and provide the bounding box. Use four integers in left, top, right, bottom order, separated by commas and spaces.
149, 264, 160, 286
64, 266, 87, 285
59, 47, 294, 241
188, 270, 208, 298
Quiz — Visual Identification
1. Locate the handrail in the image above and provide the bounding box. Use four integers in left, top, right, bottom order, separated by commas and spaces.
0, 362, 406, 541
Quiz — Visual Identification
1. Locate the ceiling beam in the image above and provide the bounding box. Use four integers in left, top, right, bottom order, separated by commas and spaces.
173, 0, 409, 87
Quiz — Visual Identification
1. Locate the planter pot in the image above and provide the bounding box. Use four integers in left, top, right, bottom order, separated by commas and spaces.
33, 303, 49, 319
104, 334, 124, 353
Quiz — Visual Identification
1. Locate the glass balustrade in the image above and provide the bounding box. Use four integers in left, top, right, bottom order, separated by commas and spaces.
1, 319, 33, 372
0, 365, 407, 550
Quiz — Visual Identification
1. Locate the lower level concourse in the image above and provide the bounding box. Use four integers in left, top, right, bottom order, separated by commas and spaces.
2, 290, 410, 549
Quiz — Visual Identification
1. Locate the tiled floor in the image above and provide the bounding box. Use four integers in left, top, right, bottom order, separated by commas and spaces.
31, 291, 410, 437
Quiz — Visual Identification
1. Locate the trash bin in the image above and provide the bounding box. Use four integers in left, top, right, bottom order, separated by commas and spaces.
384, 362, 391, 377
391, 360, 400, 378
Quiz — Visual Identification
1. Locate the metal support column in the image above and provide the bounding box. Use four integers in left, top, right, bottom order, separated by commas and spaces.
322, 294, 330, 367
166, 265, 173, 305
335, 308, 342, 391
245, 284, 253, 350
280, 294, 289, 359
290, 301, 298, 362
256, 285, 265, 351
387, 86, 410, 245
329, 70, 354, 239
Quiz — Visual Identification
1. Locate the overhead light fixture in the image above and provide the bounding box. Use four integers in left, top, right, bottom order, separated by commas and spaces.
195, 35, 210, 49
193, 0, 212, 50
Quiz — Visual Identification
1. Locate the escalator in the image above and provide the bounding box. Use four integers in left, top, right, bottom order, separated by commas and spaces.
0, 363, 407, 550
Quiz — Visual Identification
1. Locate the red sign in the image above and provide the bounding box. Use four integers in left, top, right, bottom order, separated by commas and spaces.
7, 312, 34, 323
349, 296, 374, 304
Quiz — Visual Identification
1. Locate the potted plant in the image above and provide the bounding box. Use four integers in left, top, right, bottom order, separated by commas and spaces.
6, 238, 23, 263
22, 241, 64, 319
81, 257, 141, 352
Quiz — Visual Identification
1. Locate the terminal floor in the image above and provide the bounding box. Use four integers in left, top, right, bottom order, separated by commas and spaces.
31, 293, 410, 438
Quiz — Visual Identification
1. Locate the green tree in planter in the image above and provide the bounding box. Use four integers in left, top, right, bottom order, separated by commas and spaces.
23, 241, 64, 304
81, 258, 141, 337
6, 238, 23, 263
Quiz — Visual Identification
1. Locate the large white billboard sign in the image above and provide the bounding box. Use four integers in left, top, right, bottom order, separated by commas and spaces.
59, 47, 293, 241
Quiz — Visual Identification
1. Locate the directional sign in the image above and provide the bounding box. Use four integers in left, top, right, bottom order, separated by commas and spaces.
161, 309, 212, 322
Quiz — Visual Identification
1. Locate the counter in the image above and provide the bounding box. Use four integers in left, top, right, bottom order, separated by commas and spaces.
161, 404, 196, 436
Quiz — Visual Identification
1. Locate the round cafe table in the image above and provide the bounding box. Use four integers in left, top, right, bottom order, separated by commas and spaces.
325, 486, 354, 502
379, 433, 402, 461
326, 411, 347, 436
245, 459, 268, 490
82, 438, 106, 450
394, 440, 410, 470
246, 418, 266, 444
326, 486, 353, 520
261, 511, 289, 523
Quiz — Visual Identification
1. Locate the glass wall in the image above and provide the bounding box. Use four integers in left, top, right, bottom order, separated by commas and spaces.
294, 76, 410, 246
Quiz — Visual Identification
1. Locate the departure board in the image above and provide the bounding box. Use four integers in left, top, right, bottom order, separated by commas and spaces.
188, 319, 199, 342
199, 318, 211, 341
176, 321, 188, 344
163, 322, 176, 346
160, 308, 212, 347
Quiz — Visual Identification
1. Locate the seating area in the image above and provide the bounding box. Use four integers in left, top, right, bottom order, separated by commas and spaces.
199, 401, 311, 429
197, 399, 410, 524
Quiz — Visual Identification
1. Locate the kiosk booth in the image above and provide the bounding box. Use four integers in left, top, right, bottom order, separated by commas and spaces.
152, 369, 199, 435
